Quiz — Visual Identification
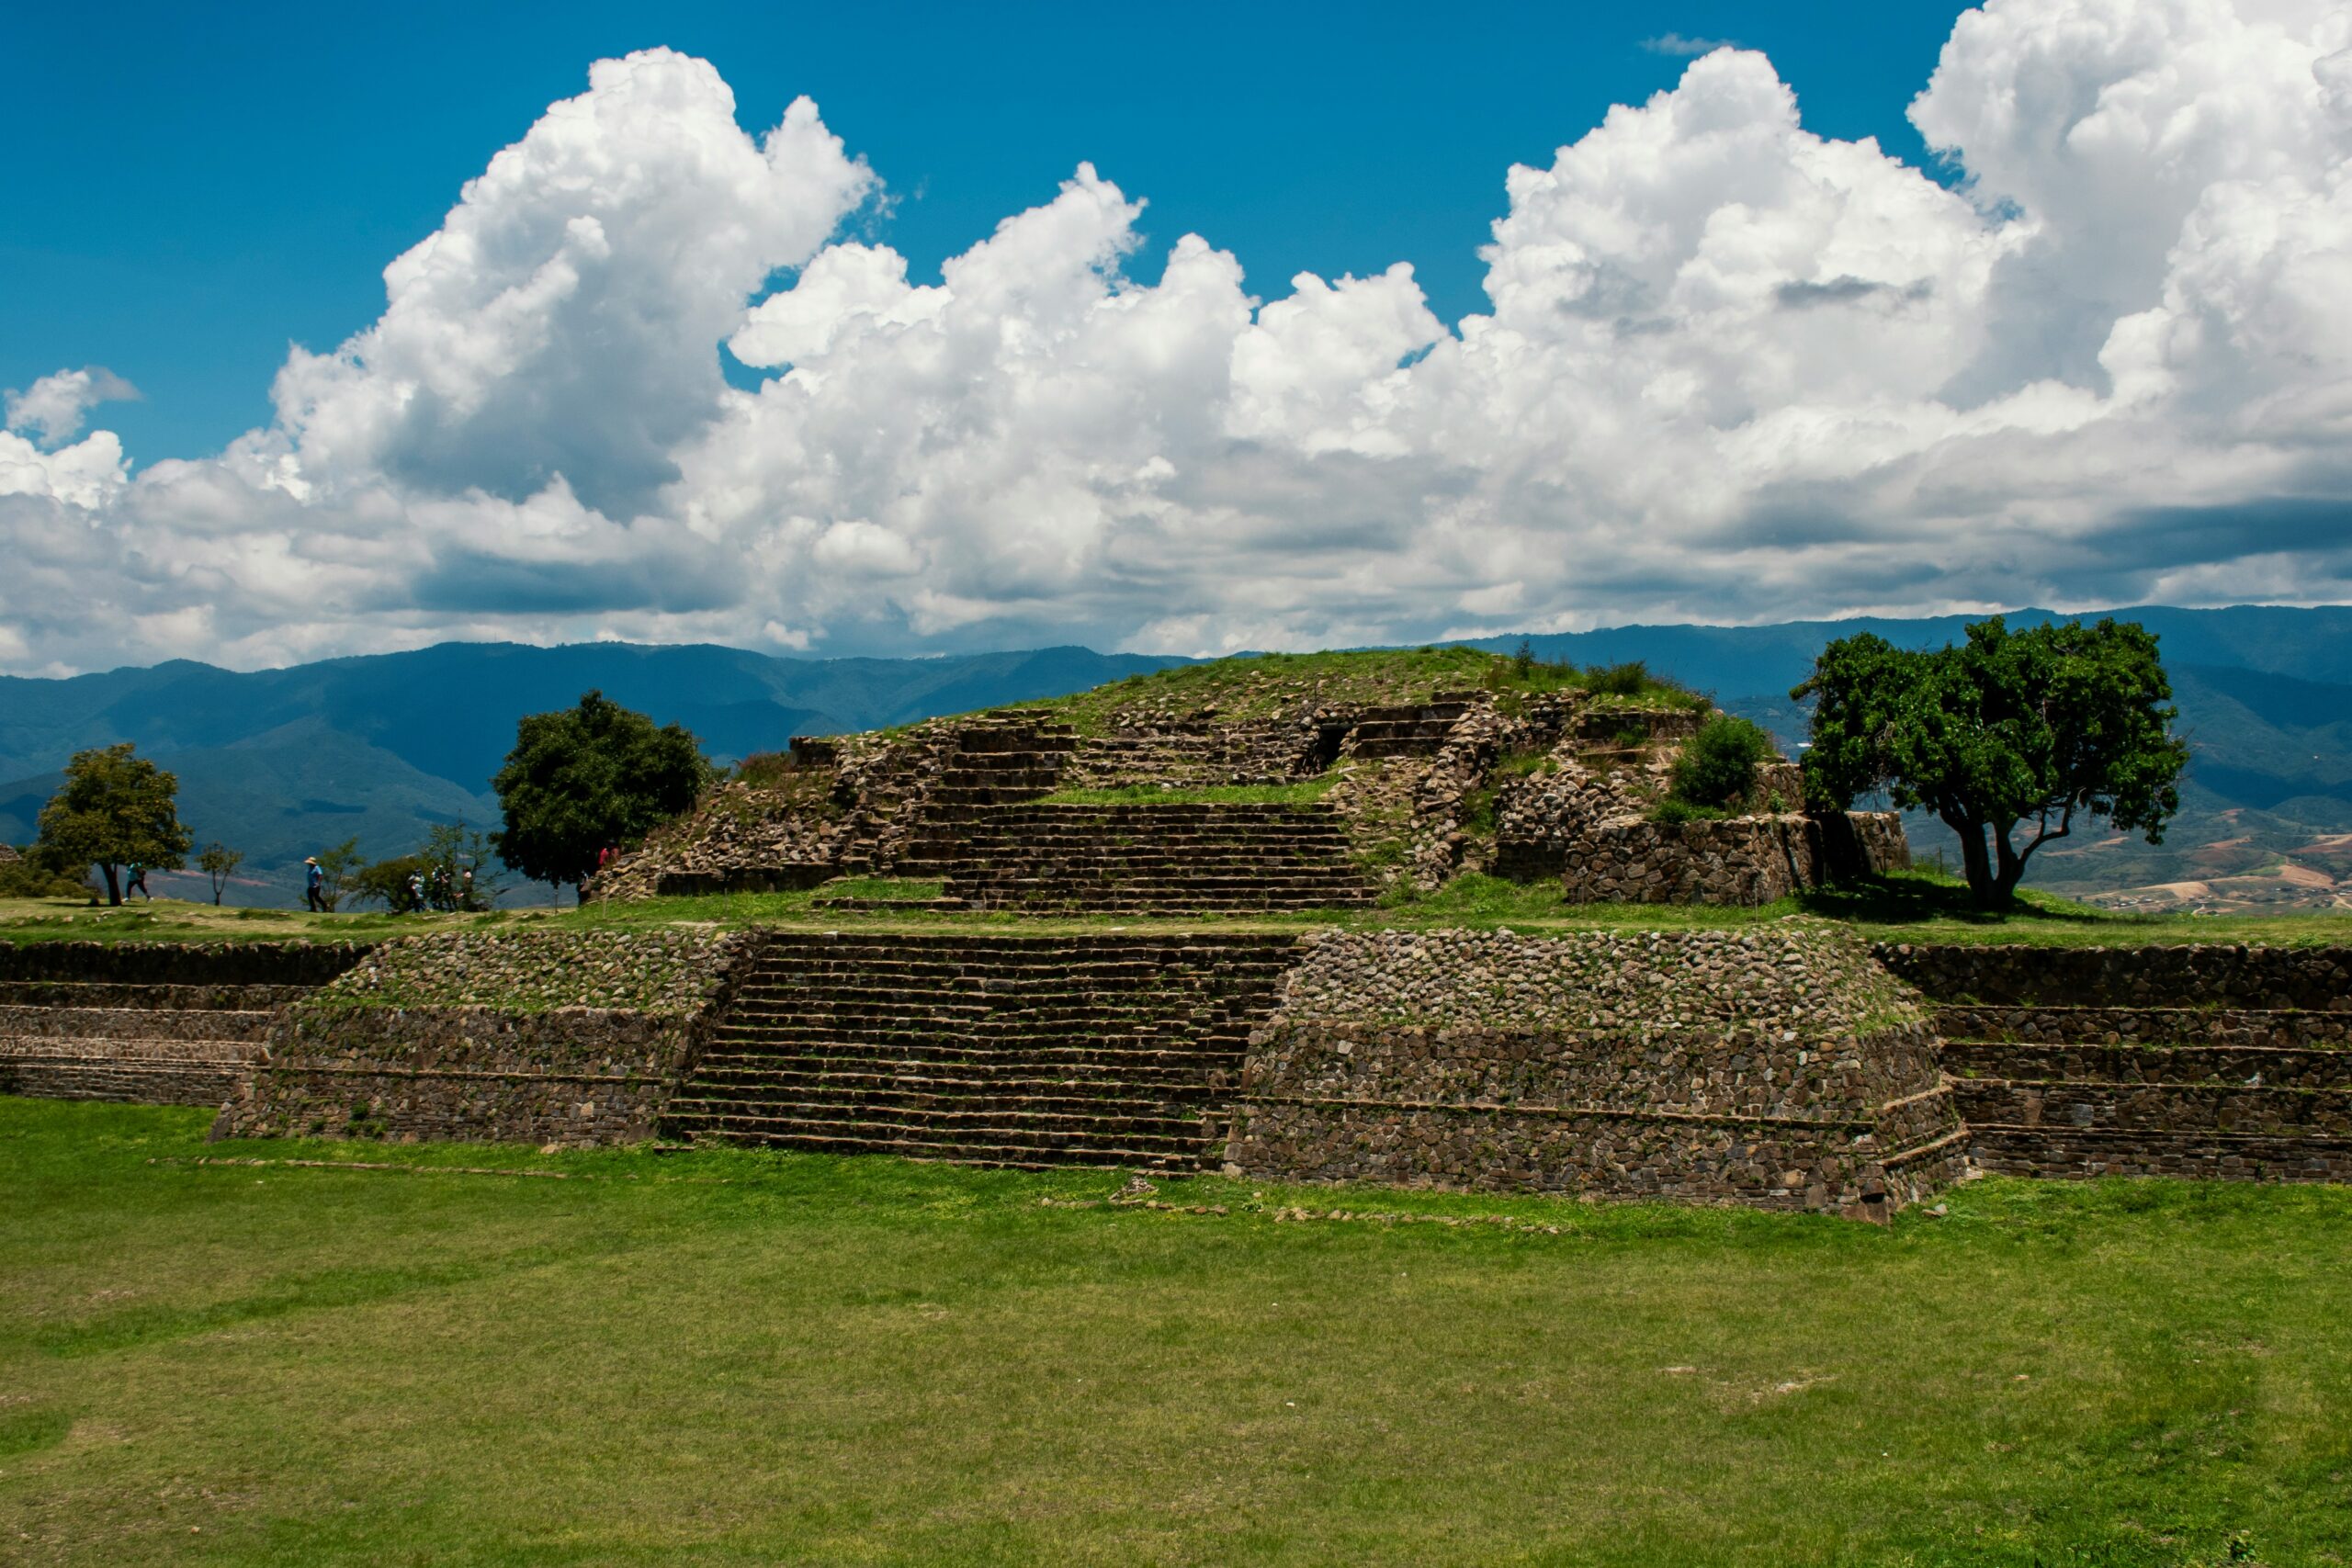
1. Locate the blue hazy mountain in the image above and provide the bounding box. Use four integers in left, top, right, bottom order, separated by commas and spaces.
2, 607, 2346, 905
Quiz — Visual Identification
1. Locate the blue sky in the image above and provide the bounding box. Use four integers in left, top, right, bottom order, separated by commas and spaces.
7, 1, 1972, 463
4, 0, 2346, 676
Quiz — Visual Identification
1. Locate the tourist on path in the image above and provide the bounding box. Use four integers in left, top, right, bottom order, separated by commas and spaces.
304, 856, 327, 912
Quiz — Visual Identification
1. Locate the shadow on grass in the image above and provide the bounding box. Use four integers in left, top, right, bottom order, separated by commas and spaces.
1795, 869, 2127, 931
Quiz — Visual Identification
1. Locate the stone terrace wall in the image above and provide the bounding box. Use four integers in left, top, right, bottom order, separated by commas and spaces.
1227, 922, 1965, 1213
1885, 943, 2352, 1185
0, 942, 374, 987
0, 942, 373, 1108
1558, 812, 1908, 906
224, 930, 752, 1147
1877, 943, 2352, 1010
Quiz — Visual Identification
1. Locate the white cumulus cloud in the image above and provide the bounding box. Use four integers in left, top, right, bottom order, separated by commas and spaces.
5, 5, 2352, 677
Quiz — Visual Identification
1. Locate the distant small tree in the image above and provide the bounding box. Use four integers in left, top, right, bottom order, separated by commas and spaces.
312, 836, 365, 913
35, 744, 194, 906
197, 842, 244, 905
423, 819, 504, 910
492, 691, 708, 898
1796, 615, 2188, 909
348, 852, 429, 913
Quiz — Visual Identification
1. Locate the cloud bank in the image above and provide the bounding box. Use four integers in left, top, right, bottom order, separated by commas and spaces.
6, 1, 2352, 675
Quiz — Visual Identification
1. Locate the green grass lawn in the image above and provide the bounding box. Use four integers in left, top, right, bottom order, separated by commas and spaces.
4, 1099, 2347, 1566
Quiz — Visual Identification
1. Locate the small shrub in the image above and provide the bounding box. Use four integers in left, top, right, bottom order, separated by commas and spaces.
1585, 660, 1652, 697
0, 852, 94, 900
732, 750, 804, 788
1650, 797, 1727, 825
1669, 716, 1774, 810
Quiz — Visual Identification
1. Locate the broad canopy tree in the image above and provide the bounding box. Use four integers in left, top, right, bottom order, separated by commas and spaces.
492, 691, 708, 896
36, 743, 195, 906
1796, 616, 2189, 909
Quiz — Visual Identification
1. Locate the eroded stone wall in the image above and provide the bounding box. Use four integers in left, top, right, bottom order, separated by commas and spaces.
224, 930, 752, 1147
0, 942, 371, 1107
1557, 812, 1908, 906
1226, 923, 1965, 1213
1879, 942, 2352, 1010
1900, 943, 2352, 1185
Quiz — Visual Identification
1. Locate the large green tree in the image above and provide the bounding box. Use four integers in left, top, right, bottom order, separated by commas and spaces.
36, 743, 195, 905
1795, 616, 2188, 909
491, 692, 708, 896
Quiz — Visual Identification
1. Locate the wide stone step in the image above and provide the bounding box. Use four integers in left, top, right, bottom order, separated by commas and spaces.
1968, 1124, 2352, 1183
666, 1092, 1213, 1138
0, 1005, 276, 1043
0, 980, 310, 1010
701, 1032, 1245, 1059
1952, 1079, 2352, 1135
688, 1064, 1224, 1099
1936, 1005, 2352, 1048
0, 1055, 245, 1106
661, 1111, 1215, 1167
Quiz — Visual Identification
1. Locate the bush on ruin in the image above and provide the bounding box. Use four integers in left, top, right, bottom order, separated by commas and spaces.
1669, 716, 1774, 811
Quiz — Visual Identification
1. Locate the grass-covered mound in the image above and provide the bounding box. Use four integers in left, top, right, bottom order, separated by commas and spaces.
5, 1097, 2347, 1565
1021, 646, 1704, 734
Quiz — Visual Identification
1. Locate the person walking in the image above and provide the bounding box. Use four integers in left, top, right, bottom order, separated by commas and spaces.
125, 862, 151, 900
304, 856, 327, 912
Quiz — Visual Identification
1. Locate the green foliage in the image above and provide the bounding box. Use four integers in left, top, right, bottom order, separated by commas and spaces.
34, 743, 194, 906
491, 691, 710, 889
195, 842, 243, 906
1650, 797, 1728, 825
0, 844, 94, 900
1797, 616, 2190, 908
1668, 715, 1774, 809
1583, 660, 1653, 697
346, 853, 427, 913
423, 820, 503, 909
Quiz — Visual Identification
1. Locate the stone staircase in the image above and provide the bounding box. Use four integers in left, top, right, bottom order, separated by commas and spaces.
869, 714, 1079, 877
941, 803, 1378, 914
1341, 693, 1478, 759
659, 932, 1302, 1169
0, 943, 370, 1108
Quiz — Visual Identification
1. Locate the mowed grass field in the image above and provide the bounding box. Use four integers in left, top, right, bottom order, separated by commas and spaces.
4, 1100, 2349, 1567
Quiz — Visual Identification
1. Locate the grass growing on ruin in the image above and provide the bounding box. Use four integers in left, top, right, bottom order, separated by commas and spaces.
5, 1097, 2349, 1567
10, 872, 2352, 949
1023, 647, 1702, 734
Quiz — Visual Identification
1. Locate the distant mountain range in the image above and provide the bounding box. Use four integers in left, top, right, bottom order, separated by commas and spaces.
3, 606, 2346, 909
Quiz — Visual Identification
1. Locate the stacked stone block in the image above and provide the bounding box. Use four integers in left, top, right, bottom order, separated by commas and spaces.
0, 942, 369, 1107
1227, 924, 1966, 1213
1558, 812, 1909, 906
224, 931, 752, 1148
1882, 942, 2352, 1182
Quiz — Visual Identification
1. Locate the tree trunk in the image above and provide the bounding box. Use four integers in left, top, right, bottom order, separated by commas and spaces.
1944, 814, 1997, 908
1991, 823, 2029, 908
100, 863, 121, 906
